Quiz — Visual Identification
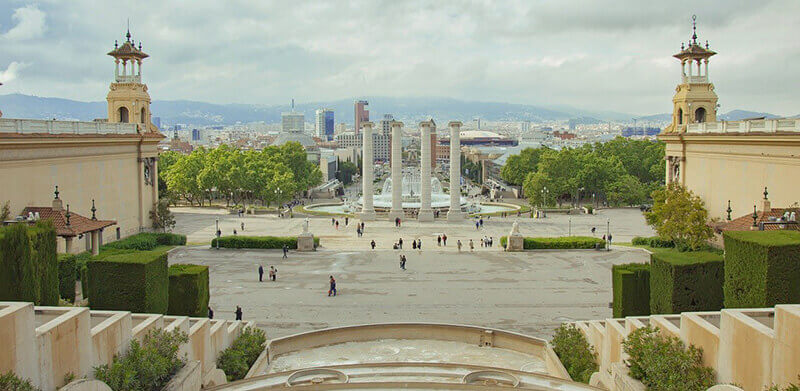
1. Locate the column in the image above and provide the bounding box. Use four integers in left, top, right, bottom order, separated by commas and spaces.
65, 237, 73, 254
358, 122, 376, 220
447, 121, 464, 222
418, 121, 434, 222
388, 121, 404, 221
91, 230, 100, 256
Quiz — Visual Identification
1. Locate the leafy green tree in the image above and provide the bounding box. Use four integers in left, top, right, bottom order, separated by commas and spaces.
522, 171, 555, 207
500, 147, 548, 185
336, 161, 358, 185
645, 183, 713, 250
165, 148, 206, 206
605, 174, 647, 206
551, 324, 597, 383
150, 200, 176, 232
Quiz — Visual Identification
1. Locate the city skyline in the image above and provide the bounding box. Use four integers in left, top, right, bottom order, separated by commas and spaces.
0, 1, 799, 116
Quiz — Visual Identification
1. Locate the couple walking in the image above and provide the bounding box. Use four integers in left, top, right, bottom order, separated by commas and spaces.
258, 265, 277, 281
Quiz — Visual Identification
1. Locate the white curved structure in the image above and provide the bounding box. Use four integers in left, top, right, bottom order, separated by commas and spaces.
355, 171, 466, 212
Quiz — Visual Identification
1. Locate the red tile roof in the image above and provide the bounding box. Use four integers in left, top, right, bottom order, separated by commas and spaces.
21, 206, 116, 237
716, 207, 800, 232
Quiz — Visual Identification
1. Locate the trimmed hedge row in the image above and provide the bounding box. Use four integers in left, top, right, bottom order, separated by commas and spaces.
211, 235, 320, 249
58, 254, 77, 302
88, 249, 169, 313
102, 232, 186, 251
168, 264, 209, 317
499, 236, 605, 249
631, 236, 675, 248
649, 249, 724, 314
0, 222, 58, 305
612, 263, 650, 318
723, 230, 800, 308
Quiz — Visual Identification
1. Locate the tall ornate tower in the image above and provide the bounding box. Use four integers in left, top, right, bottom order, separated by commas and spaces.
663, 16, 718, 134
106, 29, 158, 133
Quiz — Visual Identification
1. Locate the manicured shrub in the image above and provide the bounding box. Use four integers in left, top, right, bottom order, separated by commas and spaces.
168, 264, 209, 317
211, 235, 319, 249
723, 230, 800, 308
216, 327, 267, 381
29, 221, 59, 306
87, 249, 169, 313
94, 328, 187, 391
649, 249, 724, 314
631, 236, 675, 248
80, 265, 89, 300
550, 324, 597, 383
0, 224, 38, 303
0, 371, 40, 391
498, 236, 605, 249
102, 232, 186, 251
623, 326, 714, 391
612, 263, 650, 318
58, 254, 77, 302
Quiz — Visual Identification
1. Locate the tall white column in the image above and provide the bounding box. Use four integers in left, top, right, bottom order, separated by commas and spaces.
358, 122, 376, 220
388, 121, 404, 221
447, 121, 464, 222
418, 121, 434, 222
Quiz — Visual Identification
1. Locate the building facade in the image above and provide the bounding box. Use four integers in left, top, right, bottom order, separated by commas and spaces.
315, 108, 334, 141
335, 132, 390, 162
354, 100, 369, 135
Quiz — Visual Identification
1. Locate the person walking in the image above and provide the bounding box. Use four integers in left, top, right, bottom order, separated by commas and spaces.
417, 239, 421, 250
328, 276, 337, 297
241, 222, 245, 232
235, 306, 243, 321
233, 229, 237, 235
489, 237, 493, 247
591, 227, 596, 236
442, 234, 447, 246
270, 266, 277, 281
457, 240, 462, 252
258, 265, 264, 282
332, 217, 335, 226
412, 240, 417, 250
370, 240, 376, 250
469, 239, 474, 252
480, 237, 485, 247
437, 235, 442, 246
335, 220, 339, 230
282, 244, 289, 258
398, 238, 403, 249
475, 221, 480, 230
400, 254, 406, 270
345, 217, 349, 226
208, 306, 214, 319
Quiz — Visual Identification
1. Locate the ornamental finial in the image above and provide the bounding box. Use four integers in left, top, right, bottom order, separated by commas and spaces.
763, 187, 769, 200
726, 200, 732, 221
54, 185, 59, 199
691, 15, 698, 44
65, 204, 71, 227
91, 199, 97, 220
752, 205, 758, 227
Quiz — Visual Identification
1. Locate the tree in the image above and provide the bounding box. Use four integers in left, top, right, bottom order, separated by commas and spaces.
605, 174, 647, 206
500, 147, 548, 185
150, 200, 176, 232
645, 183, 713, 250
1, 201, 10, 221
336, 161, 358, 185
522, 171, 555, 207
165, 148, 206, 206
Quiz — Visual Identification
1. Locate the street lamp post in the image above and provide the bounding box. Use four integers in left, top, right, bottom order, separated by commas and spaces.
568, 217, 571, 236
593, 193, 596, 208
215, 218, 220, 250
606, 218, 610, 251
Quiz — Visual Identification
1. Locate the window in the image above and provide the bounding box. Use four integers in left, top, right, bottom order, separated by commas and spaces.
140, 107, 146, 124
118, 106, 129, 123
677, 108, 683, 125
116, 227, 121, 240
695, 107, 706, 123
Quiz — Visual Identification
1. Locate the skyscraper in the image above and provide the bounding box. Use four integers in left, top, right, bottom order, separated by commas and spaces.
282, 99, 305, 133
315, 108, 334, 141
379, 114, 394, 135
354, 100, 369, 135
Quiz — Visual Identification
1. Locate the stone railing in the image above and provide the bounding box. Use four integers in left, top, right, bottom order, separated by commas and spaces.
686, 118, 800, 134
0, 118, 139, 135
568, 304, 800, 391
0, 302, 253, 391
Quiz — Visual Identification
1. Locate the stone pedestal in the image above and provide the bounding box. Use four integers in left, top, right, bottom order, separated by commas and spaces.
506, 234, 524, 252
297, 234, 315, 252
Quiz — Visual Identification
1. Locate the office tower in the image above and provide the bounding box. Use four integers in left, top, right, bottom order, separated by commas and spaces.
354, 100, 369, 135
315, 108, 334, 141
282, 99, 305, 133
380, 114, 394, 135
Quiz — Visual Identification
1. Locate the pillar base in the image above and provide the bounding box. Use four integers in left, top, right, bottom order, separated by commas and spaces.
388, 210, 404, 221
357, 210, 376, 221
447, 210, 465, 222
506, 234, 524, 252
297, 234, 315, 251
418, 209, 434, 222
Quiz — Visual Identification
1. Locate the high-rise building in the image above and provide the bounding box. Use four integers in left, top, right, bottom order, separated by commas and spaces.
282, 99, 305, 133
315, 108, 334, 141
354, 100, 369, 135
379, 114, 394, 135
191, 128, 201, 141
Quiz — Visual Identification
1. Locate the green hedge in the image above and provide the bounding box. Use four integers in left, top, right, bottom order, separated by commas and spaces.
168, 264, 209, 317
612, 263, 651, 318
216, 327, 267, 381
87, 249, 169, 313
0, 222, 58, 305
723, 231, 800, 308
550, 324, 597, 383
102, 233, 186, 251
631, 236, 675, 248
211, 235, 319, 249
58, 254, 77, 302
499, 236, 605, 249
649, 249, 724, 314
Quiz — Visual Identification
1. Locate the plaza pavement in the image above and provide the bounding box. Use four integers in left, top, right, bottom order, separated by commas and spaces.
170, 208, 655, 339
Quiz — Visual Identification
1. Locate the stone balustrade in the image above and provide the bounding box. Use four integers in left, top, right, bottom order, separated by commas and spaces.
0, 118, 139, 135
0, 301, 253, 391
569, 304, 800, 390
686, 118, 800, 134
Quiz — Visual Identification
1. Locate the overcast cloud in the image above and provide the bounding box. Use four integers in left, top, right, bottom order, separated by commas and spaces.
0, 0, 798, 116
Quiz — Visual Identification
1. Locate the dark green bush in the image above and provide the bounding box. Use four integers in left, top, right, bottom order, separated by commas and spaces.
102, 233, 186, 251
498, 236, 605, 249
0, 224, 37, 303
94, 328, 188, 391
0, 371, 40, 391
649, 249, 724, 314
216, 327, 267, 381
58, 254, 77, 302
29, 222, 59, 306
723, 231, 800, 308
87, 249, 169, 313
550, 324, 597, 383
168, 264, 209, 317
211, 235, 319, 249
79, 264, 89, 300
631, 236, 675, 248
623, 326, 714, 391
612, 263, 650, 318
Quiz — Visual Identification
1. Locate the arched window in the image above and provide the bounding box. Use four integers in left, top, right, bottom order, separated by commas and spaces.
695, 107, 706, 123
140, 107, 146, 124
118, 107, 129, 123
677, 108, 683, 125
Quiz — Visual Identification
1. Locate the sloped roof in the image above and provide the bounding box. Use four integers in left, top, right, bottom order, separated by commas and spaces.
21, 206, 116, 237
716, 207, 799, 232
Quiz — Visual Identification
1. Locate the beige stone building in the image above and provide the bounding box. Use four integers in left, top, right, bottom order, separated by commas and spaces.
659, 19, 800, 221
0, 29, 163, 253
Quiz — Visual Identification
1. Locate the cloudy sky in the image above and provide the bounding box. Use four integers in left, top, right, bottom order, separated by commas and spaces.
0, 0, 798, 116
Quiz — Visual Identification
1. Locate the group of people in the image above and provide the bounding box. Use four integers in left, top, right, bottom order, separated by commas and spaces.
258, 264, 278, 282
480, 236, 495, 247
208, 305, 244, 321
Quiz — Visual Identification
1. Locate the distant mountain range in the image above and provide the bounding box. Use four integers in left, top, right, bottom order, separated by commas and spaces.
0, 93, 790, 127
